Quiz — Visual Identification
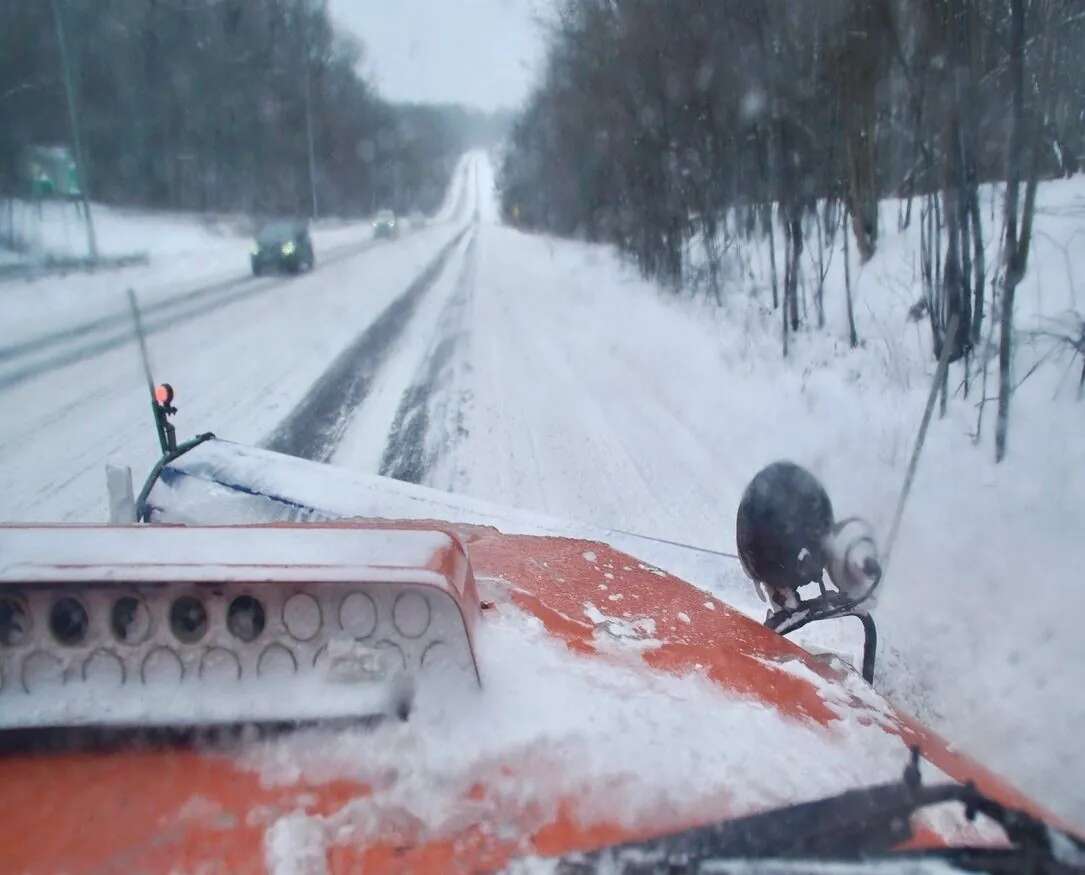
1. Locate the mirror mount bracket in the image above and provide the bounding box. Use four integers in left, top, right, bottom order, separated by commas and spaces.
765, 593, 878, 684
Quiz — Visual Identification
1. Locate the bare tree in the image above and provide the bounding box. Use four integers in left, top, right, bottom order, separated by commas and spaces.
499, 0, 1080, 407
1, 0, 484, 217
996, 0, 1048, 462
844, 205, 859, 348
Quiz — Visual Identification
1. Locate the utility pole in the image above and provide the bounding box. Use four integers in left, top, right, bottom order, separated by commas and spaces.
50, 0, 98, 260
304, 66, 319, 220
302, 0, 320, 220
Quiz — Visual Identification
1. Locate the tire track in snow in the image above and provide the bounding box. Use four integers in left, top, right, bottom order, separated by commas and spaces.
461, 230, 551, 512
378, 229, 478, 484
0, 273, 254, 365
262, 226, 471, 463
483, 251, 688, 537
565, 336, 732, 545
433, 154, 473, 224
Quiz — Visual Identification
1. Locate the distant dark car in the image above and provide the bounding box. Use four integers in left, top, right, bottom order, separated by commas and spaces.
251, 220, 314, 275
373, 209, 398, 239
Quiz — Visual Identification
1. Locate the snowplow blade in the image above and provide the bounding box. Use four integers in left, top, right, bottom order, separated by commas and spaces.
0, 525, 480, 730
142, 437, 558, 527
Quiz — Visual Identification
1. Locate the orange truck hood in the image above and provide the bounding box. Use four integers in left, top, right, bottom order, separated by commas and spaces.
0, 520, 1068, 874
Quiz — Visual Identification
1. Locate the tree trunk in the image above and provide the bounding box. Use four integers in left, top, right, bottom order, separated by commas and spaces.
786, 213, 802, 332
703, 227, 723, 305
836, 0, 886, 263
968, 183, 986, 346
942, 186, 964, 361
993, 0, 1028, 466
997, 0, 1056, 459
939, 347, 949, 418
995, 278, 1015, 461
844, 207, 858, 348
766, 204, 779, 310
922, 196, 943, 358
816, 204, 826, 329
781, 221, 789, 360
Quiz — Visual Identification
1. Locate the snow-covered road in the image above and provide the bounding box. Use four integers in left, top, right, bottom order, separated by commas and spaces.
1, 151, 1083, 828
0, 155, 478, 521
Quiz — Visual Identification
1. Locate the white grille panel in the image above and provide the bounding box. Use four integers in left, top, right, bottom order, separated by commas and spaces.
0, 580, 476, 729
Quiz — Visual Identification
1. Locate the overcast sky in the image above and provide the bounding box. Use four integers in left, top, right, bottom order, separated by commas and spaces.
326, 0, 549, 113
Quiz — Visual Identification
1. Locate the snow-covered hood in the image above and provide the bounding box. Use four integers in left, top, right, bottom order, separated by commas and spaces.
0, 440, 1069, 873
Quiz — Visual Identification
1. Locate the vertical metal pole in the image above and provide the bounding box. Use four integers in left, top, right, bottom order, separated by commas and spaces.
127, 289, 168, 454
304, 64, 318, 220
394, 160, 401, 214
50, 0, 98, 260
302, 1, 319, 220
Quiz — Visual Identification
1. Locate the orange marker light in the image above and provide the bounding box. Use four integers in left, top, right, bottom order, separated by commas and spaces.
154, 383, 174, 406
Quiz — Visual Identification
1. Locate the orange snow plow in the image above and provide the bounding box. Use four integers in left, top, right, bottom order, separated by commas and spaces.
0, 373, 1082, 872
0, 509, 1082, 872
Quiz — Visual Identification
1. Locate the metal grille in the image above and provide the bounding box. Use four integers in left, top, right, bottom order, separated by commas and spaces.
0, 525, 481, 729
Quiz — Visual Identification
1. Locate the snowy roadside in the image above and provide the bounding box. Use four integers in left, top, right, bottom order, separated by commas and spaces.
0, 214, 377, 345
0, 223, 469, 522
0, 155, 475, 343
424, 172, 1085, 828
0, 154, 477, 522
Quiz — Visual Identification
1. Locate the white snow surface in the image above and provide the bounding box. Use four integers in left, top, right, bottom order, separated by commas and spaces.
250, 584, 994, 866
504, 857, 972, 875
3, 198, 244, 262
1, 150, 1083, 831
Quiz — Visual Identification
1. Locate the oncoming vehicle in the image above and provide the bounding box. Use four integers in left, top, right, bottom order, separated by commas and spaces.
373, 208, 398, 239
250, 219, 314, 275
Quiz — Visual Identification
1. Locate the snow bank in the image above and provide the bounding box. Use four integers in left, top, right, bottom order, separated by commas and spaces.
1, 198, 248, 261
394, 170, 1085, 826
